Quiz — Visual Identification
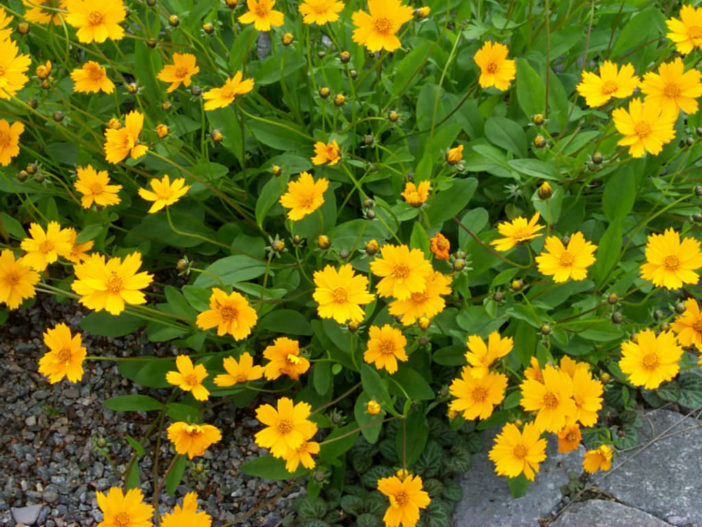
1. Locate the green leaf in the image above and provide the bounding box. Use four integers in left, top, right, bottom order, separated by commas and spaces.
0, 212, 26, 240
410, 222, 430, 258
432, 345, 466, 366
603, 169, 636, 222
414, 440, 443, 478
361, 365, 392, 409
126, 436, 146, 456
165, 456, 186, 496
207, 107, 244, 165
80, 311, 144, 337
103, 395, 163, 412
259, 309, 312, 335
391, 366, 434, 401
392, 40, 434, 97
592, 221, 623, 286
513, 321, 537, 367
75, 223, 104, 243
249, 119, 310, 151
255, 175, 288, 227
166, 402, 200, 422
319, 423, 360, 464
193, 255, 267, 288
485, 117, 527, 157
516, 58, 545, 118
126, 462, 140, 489
508, 158, 558, 180
118, 358, 174, 388
508, 473, 531, 498
397, 408, 429, 467
426, 177, 478, 226
241, 454, 307, 480
164, 286, 197, 320
312, 362, 332, 396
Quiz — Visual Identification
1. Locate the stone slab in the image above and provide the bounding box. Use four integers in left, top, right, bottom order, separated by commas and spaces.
11, 505, 42, 525
550, 499, 673, 527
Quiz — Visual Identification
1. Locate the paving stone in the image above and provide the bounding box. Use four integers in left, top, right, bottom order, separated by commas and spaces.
452, 433, 583, 527
11, 504, 42, 525
593, 409, 702, 527
549, 499, 673, 527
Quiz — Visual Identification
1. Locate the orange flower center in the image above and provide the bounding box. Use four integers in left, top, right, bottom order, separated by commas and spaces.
663, 255, 680, 271
436, 238, 449, 250
634, 121, 651, 138
513, 444, 528, 459
88, 65, 104, 81
57, 347, 72, 362
374, 17, 392, 34
236, 373, 249, 383
38, 240, 55, 253
601, 80, 618, 95
543, 392, 559, 409
332, 287, 348, 304
88, 11, 104, 26
642, 352, 659, 370
378, 339, 396, 355
277, 419, 293, 434
299, 194, 317, 210
558, 251, 575, 267
254, 3, 270, 17
175, 66, 190, 79
410, 291, 427, 304
90, 182, 105, 195
3, 271, 20, 286
566, 431, 578, 443
220, 306, 238, 321
394, 491, 409, 505
693, 319, 702, 333
114, 512, 131, 527
486, 62, 498, 74
184, 373, 199, 386
689, 26, 702, 39
392, 264, 410, 279
664, 83, 681, 98
472, 386, 488, 402
106, 273, 123, 294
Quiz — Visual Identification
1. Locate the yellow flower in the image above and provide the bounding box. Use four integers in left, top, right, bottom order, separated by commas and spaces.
640, 228, 702, 289
641, 58, 702, 116
311, 139, 341, 165
520, 365, 576, 433
238, 0, 284, 31
488, 422, 547, 481
619, 329, 683, 390
155, 124, 169, 138
64, 228, 94, 264
279, 171, 329, 221
351, 0, 414, 53
0, 38, 31, 100
0, 249, 39, 309
557, 424, 581, 454
166, 355, 210, 401
104, 110, 148, 164
38, 323, 87, 384
401, 181, 430, 207
313, 263, 374, 324
214, 353, 264, 386
388, 271, 452, 325
71, 61, 114, 94
377, 474, 430, 527
160, 492, 212, 527
429, 232, 450, 261
157, 53, 199, 93
0, 119, 24, 166
490, 212, 544, 252
283, 438, 320, 473
463, 331, 514, 379
671, 298, 702, 348
36, 60, 52, 80
23, 0, 66, 25
667, 4, 702, 54
524, 356, 544, 383
0, 6, 12, 40
575, 61, 639, 107
167, 422, 222, 459
449, 368, 508, 421
583, 444, 613, 474
446, 144, 463, 165
254, 397, 317, 458
95, 487, 154, 527
74, 165, 122, 208
535, 232, 597, 283
364, 324, 408, 374
263, 337, 310, 381
71, 252, 153, 315
65, 0, 126, 43
20, 221, 73, 271
299, 0, 345, 25
474, 41, 516, 91
612, 97, 677, 158
370, 244, 433, 300
569, 367, 603, 427
367, 400, 381, 415
138, 174, 190, 213
195, 288, 258, 340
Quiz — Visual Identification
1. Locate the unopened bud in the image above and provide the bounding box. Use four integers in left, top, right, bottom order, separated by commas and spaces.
319, 87, 330, 98
349, 69, 358, 79
146, 38, 157, 48
334, 94, 345, 106
271, 165, 282, 176
607, 293, 618, 305
418, 317, 431, 330
26, 163, 37, 175
162, 101, 172, 111
533, 135, 546, 148
17, 22, 30, 35
211, 129, 223, 142
611, 312, 623, 324
365, 239, 379, 255
363, 134, 374, 145
126, 82, 138, 94
540, 324, 551, 335
388, 110, 399, 122
511, 279, 523, 292
168, 15, 179, 27
532, 113, 544, 125
366, 400, 381, 416
317, 235, 330, 250
202, 22, 214, 34
538, 181, 553, 200
281, 32, 294, 46
453, 258, 466, 271
339, 51, 351, 63
675, 302, 686, 314
339, 248, 350, 259
53, 111, 64, 122
493, 291, 504, 302
592, 152, 603, 164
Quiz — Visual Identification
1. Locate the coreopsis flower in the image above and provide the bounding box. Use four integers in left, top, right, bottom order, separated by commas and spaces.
95, 487, 154, 527
524, 356, 544, 383
0, 119, 24, 166
364, 324, 408, 374
557, 424, 582, 454
35, 61, 52, 80
138, 175, 190, 213
666, 4, 702, 54
157, 53, 199, 93
558, 355, 590, 378
569, 368, 603, 427
279, 171, 329, 220
401, 181, 430, 207
429, 232, 450, 260
155, 124, 169, 138
238, 0, 284, 31
488, 422, 547, 481
612, 97, 677, 158
640, 228, 702, 289
263, 337, 310, 380
370, 244, 433, 300
535, 232, 597, 283
351, 0, 414, 53
64, 228, 94, 264
388, 271, 452, 325
203, 72, 254, 111
167, 422, 222, 459
446, 144, 463, 164
313, 263, 374, 324
23, 0, 66, 25
20, 221, 73, 271
490, 212, 544, 252
74, 165, 122, 208
71, 252, 153, 315
0, 7, 12, 39
283, 439, 320, 473
299, 0, 345, 25
254, 397, 317, 458
104, 110, 147, 163
671, 298, 702, 348
71, 61, 114, 94
0, 39, 31, 100
463, 331, 514, 379
0, 250, 39, 309
195, 288, 258, 340
474, 41, 516, 91
160, 492, 212, 527
38, 323, 87, 384
64, 0, 126, 43
449, 368, 508, 421
214, 353, 264, 386
377, 474, 430, 527
367, 400, 382, 415
641, 58, 702, 116
311, 140, 341, 165
520, 365, 576, 433
575, 61, 639, 107
583, 444, 613, 474
619, 329, 683, 389
166, 355, 210, 401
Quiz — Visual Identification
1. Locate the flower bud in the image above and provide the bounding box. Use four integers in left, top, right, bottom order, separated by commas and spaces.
271, 238, 285, 252
418, 317, 431, 330
17, 170, 28, 182
319, 86, 330, 98
226, 0, 238, 7
540, 324, 551, 335
156, 124, 169, 138
511, 279, 523, 292
317, 235, 330, 250
415, 7, 430, 19
538, 181, 553, 200
17, 22, 30, 35
675, 302, 686, 314
493, 291, 504, 302
272, 165, 282, 176
388, 110, 399, 122
607, 293, 618, 305
28, 98, 38, 109
126, 82, 138, 94
146, 37, 157, 48
447, 408, 459, 419
168, 15, 179, 27
35, 172, 45, 183
53, 111, 64, 122
161, 101, 172, 111
282, 32, 294, 46
349, 69, 358, 79
363, 134, 374, 145
26, 163, 37, 175
347, 321, 359, 333
317, 50, 326, 59
611, 312, 623, 324
592, 152, 603, 164
202, 22, 214, 34
339, 248, 350, 259
532, 113, 544, 125
365, 239, 379, 255
366, 400, 381, 416
339, 51, 351, 63
334, 94, 345, 106
176, 258, 189, 273
533, 135, 546, 148
210, 129, 223, 142
453, 258, 466, 272
190, 85, 202, 97
600, 372, 611, 383
695, 185, 702, 197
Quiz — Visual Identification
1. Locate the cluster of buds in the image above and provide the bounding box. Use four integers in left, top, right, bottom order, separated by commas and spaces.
450, 249, 470, 273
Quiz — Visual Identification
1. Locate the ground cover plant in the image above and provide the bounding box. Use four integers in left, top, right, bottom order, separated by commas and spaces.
2, 0, 702, 525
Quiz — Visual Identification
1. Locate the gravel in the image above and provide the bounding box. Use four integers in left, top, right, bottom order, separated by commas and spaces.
0, 295, 302, 526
